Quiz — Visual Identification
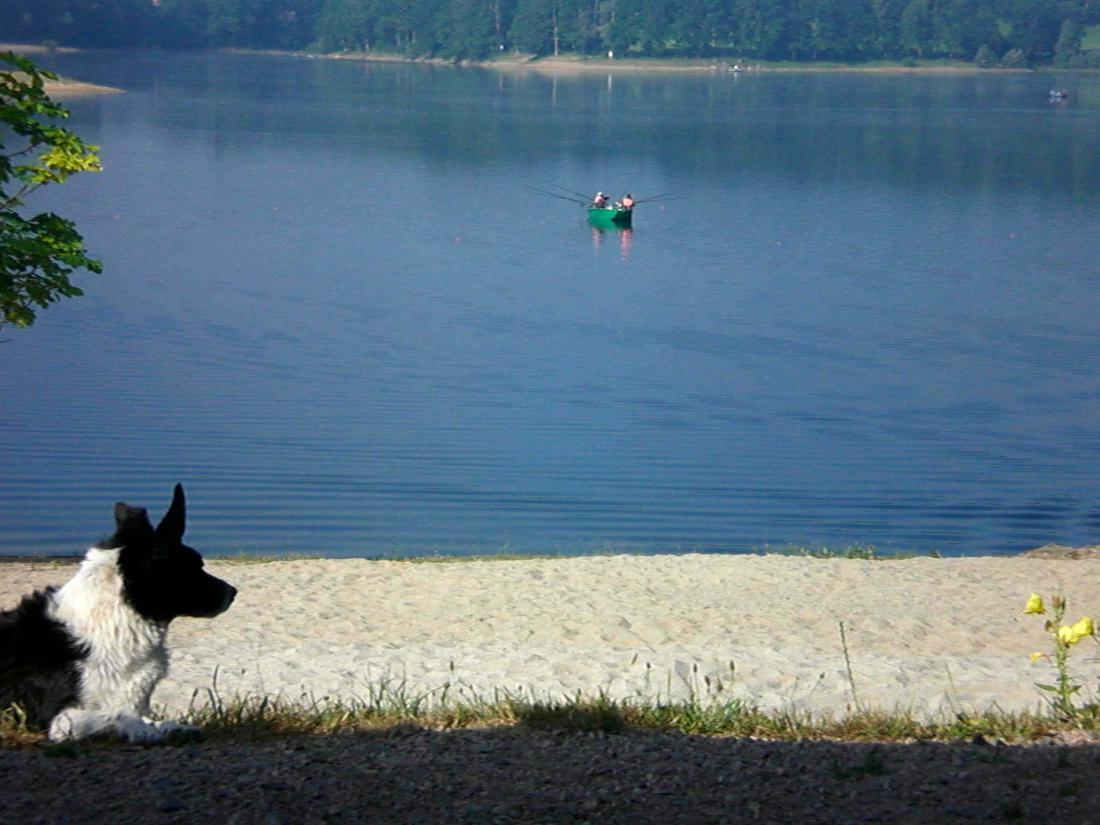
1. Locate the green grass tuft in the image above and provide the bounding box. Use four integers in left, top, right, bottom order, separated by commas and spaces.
5, 686, 1099, 748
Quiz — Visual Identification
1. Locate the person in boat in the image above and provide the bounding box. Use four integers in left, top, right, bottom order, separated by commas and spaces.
620, 193, 635, 210
592, 191, 608, 208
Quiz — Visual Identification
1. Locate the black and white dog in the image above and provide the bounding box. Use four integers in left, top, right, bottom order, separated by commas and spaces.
0, 484, 236, 742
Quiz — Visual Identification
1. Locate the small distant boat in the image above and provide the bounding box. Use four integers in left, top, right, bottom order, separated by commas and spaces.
534, 184, 657, 227
587, 206, 633, 228
1049, 88, 1069, 101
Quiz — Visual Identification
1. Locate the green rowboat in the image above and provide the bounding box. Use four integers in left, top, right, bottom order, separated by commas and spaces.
587, 206, 633, 228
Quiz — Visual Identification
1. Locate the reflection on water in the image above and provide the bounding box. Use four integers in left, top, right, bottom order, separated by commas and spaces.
590, 226, 632, 259
2, 52, 1100, 558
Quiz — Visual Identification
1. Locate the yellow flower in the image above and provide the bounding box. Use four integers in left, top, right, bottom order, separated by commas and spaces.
1057, 618, 1094, 647
1030, 652, 1045, 663
1024, 594, 1046, 615
1071, 616, 1094, 641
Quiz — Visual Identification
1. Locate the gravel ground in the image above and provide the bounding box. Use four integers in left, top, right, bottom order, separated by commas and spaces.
4, 727, 1100, 824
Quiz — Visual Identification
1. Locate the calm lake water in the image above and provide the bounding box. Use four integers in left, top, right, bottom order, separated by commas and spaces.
3, 51, 1099, 557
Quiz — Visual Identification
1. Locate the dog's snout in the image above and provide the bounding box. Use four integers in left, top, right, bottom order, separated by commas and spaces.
220, 583, 237, 612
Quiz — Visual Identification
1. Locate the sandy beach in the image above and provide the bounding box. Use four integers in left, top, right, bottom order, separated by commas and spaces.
42, 79, 123, 96
4, 554, 1099, 720
479, 56, 1015, 75
0, 43, 123, 95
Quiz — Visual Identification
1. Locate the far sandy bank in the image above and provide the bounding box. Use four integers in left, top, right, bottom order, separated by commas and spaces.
480, 56, 1029, 75
0, 43, 122, 95
221, 46, 1033, 76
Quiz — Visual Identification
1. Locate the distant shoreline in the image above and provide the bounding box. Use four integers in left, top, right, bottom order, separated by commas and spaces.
2, 41, 1066, 80
1, 544, 1096, 564
234, 47, 1043, 75
0, 42, 123, 95
0, 42, 78, 56
479, 56, 1034, 76
43, 78, 124, 96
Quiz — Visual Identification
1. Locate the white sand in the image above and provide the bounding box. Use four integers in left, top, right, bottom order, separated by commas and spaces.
5, 555, 1100, 720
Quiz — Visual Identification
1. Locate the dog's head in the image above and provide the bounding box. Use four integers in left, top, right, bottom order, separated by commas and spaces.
108, 484, 237, 624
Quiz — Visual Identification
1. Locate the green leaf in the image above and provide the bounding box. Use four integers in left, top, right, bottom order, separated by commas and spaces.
0, 52, 100, 329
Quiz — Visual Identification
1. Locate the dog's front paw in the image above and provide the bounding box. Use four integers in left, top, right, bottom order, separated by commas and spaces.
49, 710, 203, 744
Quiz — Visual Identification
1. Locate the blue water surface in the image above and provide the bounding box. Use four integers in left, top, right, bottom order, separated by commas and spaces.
3, 52, 1099, 556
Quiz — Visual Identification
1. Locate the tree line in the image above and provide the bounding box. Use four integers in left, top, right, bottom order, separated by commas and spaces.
2, 0, 1099, 65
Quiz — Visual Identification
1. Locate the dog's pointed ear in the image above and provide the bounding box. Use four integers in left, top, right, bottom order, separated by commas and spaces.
114, 502, 149, 530
154, 484, 187, 541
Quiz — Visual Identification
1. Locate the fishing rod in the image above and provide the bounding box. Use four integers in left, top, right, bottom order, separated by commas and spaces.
528, 186, 588, 205
632, 192, 675, 204
549, 183, 599, 201
538, 182, 675, 208
550, 182, 673, 206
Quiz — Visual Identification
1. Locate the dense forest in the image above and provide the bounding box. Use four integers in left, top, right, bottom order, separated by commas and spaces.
2, 0, 1099, 65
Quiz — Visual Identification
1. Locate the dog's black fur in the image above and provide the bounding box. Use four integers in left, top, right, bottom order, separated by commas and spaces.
0, 590, 87, 728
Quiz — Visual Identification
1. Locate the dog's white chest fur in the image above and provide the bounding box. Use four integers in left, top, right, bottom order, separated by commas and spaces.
47, 549, 172, 739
